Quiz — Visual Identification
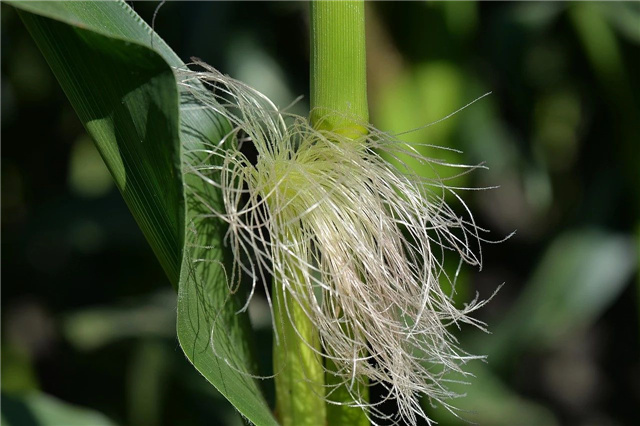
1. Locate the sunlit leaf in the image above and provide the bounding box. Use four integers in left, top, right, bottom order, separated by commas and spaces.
13, 2, 183, 286
8, 1, 278, 424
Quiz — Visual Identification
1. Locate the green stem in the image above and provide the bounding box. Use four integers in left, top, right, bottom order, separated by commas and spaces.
274, 1, 371, 424
310, 1, 370, 425
310, 0, 368, 137
273, 263, 326, 426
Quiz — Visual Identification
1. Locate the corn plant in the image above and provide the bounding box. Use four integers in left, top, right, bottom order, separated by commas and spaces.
9, 1, 497, 425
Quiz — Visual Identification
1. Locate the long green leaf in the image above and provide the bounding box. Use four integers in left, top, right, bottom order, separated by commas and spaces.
15, 4, 183, 286
9, 2, 277, 424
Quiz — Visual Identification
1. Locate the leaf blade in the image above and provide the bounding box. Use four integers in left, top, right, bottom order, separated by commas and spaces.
16, 7, 183, 286
10, 2, 279, 424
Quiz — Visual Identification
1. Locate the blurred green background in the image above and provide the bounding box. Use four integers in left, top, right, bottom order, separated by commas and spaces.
2, 1, 638, 425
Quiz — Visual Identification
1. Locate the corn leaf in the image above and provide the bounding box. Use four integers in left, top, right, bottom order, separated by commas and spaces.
8, 1, 277, 424
15, 5, 183, 286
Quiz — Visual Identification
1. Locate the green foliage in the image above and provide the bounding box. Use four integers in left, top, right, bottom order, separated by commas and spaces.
7, 1, 276, 424
431, 230, 637, 425
13, 1, 183, 286
2, 2, 638, 425
2, 392, 116, 426
480, 230, 636, 364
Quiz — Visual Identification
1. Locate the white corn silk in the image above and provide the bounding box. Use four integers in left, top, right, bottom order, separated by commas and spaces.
178, 61, 494, 426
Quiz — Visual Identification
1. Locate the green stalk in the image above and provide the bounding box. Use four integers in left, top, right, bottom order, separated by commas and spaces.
310, 1, 370, 425
273, 256, 326, 426
273, 1, 371, 424
310, 0, 368, 137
